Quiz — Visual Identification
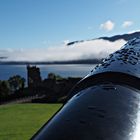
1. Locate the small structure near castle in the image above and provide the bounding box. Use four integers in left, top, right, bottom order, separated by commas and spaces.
27, 65, 42, 87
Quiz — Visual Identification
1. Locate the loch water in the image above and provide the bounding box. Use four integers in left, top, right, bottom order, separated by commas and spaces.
0, 64, 96, 81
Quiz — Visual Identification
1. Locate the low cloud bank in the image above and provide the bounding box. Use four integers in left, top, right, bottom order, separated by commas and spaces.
0, 39, 126, 62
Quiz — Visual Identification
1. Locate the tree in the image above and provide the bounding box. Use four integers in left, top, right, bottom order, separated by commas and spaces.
48, 73, 56, 80
0, 80, 10, 97
48, 73, 63, 80
8, 75, 25, 92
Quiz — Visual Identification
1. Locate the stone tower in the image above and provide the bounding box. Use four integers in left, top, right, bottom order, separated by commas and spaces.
27, 65, 42, 87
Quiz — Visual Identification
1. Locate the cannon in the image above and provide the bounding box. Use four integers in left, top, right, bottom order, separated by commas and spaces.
31, 37, 140, 140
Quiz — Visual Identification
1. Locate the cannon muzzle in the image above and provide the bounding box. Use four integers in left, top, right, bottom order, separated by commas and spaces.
32, 37, 140, 140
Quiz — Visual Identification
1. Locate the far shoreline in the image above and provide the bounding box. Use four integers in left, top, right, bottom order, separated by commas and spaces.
0, 59, 101, 65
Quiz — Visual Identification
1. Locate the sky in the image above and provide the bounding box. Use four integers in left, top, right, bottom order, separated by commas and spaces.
0, 0, 140, 61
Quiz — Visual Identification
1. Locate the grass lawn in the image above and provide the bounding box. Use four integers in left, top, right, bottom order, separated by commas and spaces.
0, 103, 62, 140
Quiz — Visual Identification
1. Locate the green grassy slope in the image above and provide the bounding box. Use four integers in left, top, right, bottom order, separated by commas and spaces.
0, 103, 62, 140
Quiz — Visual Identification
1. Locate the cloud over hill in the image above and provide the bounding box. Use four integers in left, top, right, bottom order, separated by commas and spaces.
0, 39, 126, 62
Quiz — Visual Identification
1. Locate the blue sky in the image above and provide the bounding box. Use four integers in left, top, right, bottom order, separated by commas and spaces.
0, 0, 140, 62
0, 0, 140, 50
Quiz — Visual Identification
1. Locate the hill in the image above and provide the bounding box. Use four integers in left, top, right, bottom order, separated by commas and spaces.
67, 31, 140, 46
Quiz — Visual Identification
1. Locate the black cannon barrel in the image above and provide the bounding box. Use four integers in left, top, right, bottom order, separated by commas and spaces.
31, 37, 140, 140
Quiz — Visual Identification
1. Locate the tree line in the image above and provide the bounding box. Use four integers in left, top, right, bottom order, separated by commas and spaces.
0, 75, 25, 99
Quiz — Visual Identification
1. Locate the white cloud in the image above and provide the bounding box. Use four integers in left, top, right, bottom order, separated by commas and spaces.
0, 39, 126, 62
122, 21, 133, 28
100, 20, 115, 31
